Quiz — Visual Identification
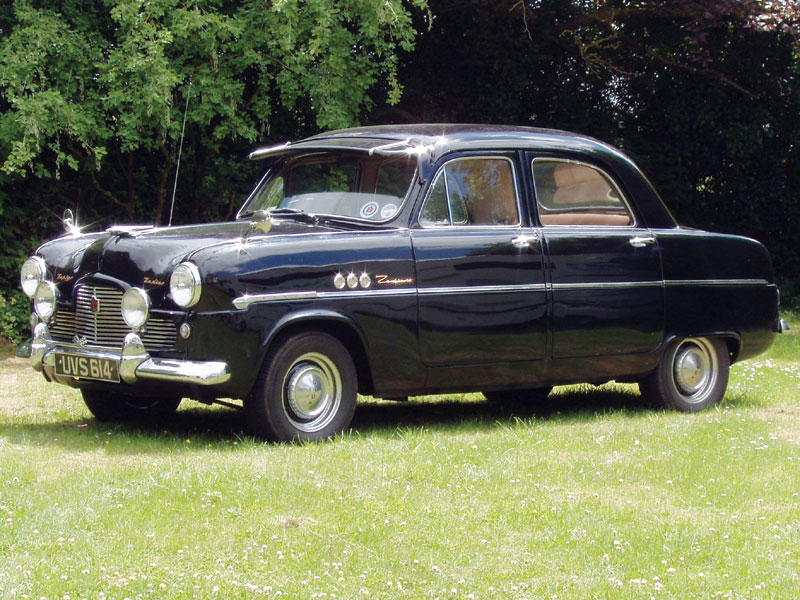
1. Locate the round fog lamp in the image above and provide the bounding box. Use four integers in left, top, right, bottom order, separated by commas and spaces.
21, 256, 48, 298
170, 262, 202, 308
122, 287, 151, 331
34, 281, 58, 321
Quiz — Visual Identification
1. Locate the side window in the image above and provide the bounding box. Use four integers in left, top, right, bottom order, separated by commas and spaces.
419, 173, 449, 225
419, 157, 519, 227
532, 160, 633, 226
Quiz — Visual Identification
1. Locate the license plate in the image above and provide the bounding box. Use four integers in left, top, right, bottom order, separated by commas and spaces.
54, 353, 120, 383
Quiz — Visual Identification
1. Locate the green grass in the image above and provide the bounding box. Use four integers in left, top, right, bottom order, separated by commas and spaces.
1, 314, 798, 599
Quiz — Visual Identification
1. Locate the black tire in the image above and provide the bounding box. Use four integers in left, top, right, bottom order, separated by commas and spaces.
483, 387, 553, 404
246, 331, 357, 442
639, 337, 730, 412
81, 388, 181, 421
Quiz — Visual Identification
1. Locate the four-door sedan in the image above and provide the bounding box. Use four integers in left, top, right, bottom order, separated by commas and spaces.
20, 125, 787, 441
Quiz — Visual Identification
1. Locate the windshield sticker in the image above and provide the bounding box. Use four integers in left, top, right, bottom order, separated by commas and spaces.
380, 204, 398, 219
360, 202, 380, 219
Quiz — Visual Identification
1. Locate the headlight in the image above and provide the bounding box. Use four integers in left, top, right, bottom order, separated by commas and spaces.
21, 256, 48, 298
121, 287, 151, 331
33, 281, 58, 321
169, 262, 202, 308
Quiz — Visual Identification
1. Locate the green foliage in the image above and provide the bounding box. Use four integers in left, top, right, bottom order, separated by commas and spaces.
1, 0, 425, 175
0, 289, 29, 346
0, 0, 427, 280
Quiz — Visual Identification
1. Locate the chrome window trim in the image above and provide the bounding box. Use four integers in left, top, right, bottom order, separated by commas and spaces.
418, 155, 522, 229
531, 157, 637, 228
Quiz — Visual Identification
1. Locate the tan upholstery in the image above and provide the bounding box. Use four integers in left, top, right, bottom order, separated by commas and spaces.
552, 163, 612, 206
539, 162, 632, 226
553, 162, 605, 187
539, 213, 632, 226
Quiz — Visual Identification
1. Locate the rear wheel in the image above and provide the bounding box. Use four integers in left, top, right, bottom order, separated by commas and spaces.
246, 331, 357, 442
639, 337, 730, 412
81, 389, 181, 421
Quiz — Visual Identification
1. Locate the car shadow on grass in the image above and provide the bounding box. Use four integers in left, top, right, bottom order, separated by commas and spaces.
0, 384, 661, 451
352, 385, 652, 435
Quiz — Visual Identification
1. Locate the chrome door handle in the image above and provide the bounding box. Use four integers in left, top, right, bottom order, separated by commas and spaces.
629, 235, 656, 248
512, 233, 540, 248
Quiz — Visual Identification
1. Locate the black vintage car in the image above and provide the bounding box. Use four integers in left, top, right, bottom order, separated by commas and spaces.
21, 125, 787, 441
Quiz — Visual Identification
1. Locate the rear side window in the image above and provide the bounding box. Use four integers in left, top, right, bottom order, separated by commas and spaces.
419, 157, 519, 227
532, 160, 633, 226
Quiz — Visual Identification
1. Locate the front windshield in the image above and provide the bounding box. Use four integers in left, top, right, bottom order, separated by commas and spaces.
239, 152, 417, 222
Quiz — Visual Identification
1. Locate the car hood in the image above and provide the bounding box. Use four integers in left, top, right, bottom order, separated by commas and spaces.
36, 220, 342, 294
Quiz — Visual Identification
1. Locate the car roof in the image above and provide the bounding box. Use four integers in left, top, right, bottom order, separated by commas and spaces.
249, 124, 627, 164
247, 124, 677, 228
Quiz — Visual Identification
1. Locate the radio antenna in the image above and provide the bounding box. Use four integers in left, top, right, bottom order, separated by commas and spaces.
168, 80, 192, 227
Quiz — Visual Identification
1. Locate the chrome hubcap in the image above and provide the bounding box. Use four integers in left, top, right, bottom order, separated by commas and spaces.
672, 338, 717, 403
282, 352, 341, 432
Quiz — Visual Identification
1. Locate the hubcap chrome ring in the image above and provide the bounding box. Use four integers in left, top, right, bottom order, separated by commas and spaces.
282, 352, 342, 433
672, 338, 718, 404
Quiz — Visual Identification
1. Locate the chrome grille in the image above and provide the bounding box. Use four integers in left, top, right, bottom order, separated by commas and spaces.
49, 284, 177, 351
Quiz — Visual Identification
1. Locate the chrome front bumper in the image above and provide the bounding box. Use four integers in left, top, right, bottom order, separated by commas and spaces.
30, 323, 231, 386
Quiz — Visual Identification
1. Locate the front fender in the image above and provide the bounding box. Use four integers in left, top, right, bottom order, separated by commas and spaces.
255, 308, 375, 395
262, 309, 368, 358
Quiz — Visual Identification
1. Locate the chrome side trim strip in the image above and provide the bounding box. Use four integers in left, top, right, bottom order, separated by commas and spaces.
234, 283, 547, 309
418, 284, 546, 295
233, 288, 417, 310
552, 278, 770, 291
552, 281, 663, 291
233, 278, 772, 309
318, 289, 417, 300
234, 292, 318, 308
665, 278, 769, 287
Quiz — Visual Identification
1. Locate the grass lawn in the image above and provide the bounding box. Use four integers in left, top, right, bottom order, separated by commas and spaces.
0, 315, 798, 599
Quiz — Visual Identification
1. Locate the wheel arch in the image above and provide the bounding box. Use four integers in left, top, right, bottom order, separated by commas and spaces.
663, 331, 742, 364
259, 310, 375, 396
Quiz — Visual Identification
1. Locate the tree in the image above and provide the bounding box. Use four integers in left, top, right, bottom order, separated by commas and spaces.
0, 0, 426, 228
387, 0, 800, 305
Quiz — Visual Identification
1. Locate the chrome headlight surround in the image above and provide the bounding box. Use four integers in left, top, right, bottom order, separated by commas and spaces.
21, 256, 48, 298
33, 281, 58, 322
169, 262, 202, 308
121, 287, 151, 331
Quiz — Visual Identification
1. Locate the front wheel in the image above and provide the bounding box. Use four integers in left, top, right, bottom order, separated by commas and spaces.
246, 331, 357, 442
81, 389, 181, 421
639, 337, 730, 412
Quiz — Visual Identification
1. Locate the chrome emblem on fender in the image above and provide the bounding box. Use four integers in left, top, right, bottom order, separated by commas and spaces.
375, 274, 415, 285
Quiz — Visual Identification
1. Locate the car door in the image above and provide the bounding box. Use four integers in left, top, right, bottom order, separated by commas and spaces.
411, 153, 548, 366
530, 156, 664, 358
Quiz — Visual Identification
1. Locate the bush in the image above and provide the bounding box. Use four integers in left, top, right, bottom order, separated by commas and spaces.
0, 289, 31, 347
